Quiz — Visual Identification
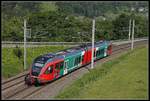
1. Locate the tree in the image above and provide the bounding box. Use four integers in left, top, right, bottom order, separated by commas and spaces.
134, 14, 148, 38
28, 10, 83, 42
96, 19, 113, 40
112, 13, 130, 40
38, 2, 58, 12
13, 45, 23, 67
2, 16, 23, 41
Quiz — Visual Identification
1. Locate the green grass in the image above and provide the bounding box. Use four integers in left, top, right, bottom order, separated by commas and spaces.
56, 46, 148, 99
2, 46, 70, 79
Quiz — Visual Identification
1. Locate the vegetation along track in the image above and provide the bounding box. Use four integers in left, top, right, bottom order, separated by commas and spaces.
2, 40, 148, 100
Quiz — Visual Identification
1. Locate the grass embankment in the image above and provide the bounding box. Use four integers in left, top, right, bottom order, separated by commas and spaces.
56, 46, 148, 99
2, 46, 70, 79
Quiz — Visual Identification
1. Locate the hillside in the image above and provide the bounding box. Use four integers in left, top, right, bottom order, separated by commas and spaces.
56, 46, 148, 99
2, 1, 148, 41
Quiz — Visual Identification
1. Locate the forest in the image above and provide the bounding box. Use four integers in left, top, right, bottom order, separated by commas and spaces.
1, 1, 148, 42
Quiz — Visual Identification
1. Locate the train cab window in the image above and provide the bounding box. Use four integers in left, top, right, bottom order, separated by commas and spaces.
45, 65, 53, 74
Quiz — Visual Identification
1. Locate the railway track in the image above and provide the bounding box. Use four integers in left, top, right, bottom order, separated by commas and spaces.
2, 71, 28, 90
1, 39, 148, 100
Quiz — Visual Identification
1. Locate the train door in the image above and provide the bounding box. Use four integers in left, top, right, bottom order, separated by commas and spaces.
81, 51, 85, 65
96, 48, 104, 59
82, 48, 88, 65
54, 61, 64, 79
86, 48, 96, 63
59, 61, 64, 76
86, 49, 92, 63
95, 47, 99, 60
42, 64, 54, 81
94, 48, 96, 60
100, 48, 105, 58
63, 60, 69, 75
104, 46, 107, 57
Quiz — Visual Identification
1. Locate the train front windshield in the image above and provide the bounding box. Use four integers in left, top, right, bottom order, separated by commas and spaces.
32, 56, 49, 76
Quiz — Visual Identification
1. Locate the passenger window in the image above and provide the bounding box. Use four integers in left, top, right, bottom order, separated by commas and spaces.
74, 58, 76, 66
100, 49, 104, 55
96, 50, 99, 56
55, 63, 60, 70
78, 57, 79, 63
78, 56, 81, 63
74, 57, 77, 66
74, 56, 81, 66
99, 50, 101, 55
45, 65, 53, 74
60, 62, 64, 69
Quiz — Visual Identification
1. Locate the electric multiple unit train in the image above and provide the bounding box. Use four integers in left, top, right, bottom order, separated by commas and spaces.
25, 40, 112, 85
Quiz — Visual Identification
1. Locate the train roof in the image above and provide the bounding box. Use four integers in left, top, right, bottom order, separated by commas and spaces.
34, 40, 110, 64
84, 40, 109, 49
33, 53, 56, 63
55, 46, 84, 57
54, 40, 109, 57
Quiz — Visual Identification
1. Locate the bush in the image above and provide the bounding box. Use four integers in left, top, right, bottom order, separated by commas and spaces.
13, 45, 23, 59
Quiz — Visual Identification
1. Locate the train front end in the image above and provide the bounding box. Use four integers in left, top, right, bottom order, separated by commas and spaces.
25, 56, 49, 85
